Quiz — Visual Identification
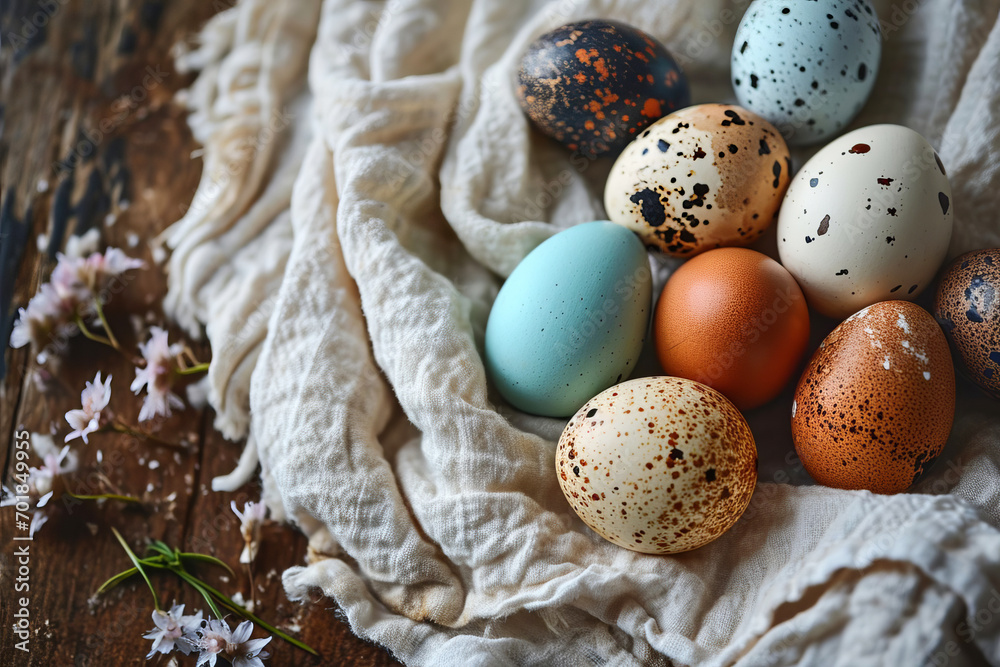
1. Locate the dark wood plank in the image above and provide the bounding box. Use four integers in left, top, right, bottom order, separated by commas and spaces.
0, 2, 401, 665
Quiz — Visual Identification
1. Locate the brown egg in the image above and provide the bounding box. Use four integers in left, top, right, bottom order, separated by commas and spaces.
792, 301, 955, 494
556, 377, 757, 555
654, 248, 810, 410
604, 104, 791, 256
933, 249, 1000, 399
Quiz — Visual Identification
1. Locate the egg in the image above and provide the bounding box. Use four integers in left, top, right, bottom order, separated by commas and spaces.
517, 20, 690, 157
792, 301, 955, 494
777, 124, 954, 319
934, 249, 1000, 399
484, 222, 652, 417
556, 376, 757, 554
604, 104, 791, 256
731, 0, 882, 145
654, 248, 810, 410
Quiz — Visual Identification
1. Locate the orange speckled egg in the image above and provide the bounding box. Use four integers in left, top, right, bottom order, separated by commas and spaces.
792, 301, 955, 494
654, 248, 811, 410
555, 376, 757, 555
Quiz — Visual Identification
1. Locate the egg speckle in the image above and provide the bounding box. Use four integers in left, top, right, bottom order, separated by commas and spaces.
605, 104, 791, 256
732, 0, 881, 145
517, 20, 690, 156
778, 124, 954, 319
556, 377, 757, 554
792, 301, 955, 494
934, 249, 1000, 399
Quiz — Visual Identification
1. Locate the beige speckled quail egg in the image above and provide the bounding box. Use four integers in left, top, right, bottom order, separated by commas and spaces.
555, 376, 757, 555
604, 103, 791, 256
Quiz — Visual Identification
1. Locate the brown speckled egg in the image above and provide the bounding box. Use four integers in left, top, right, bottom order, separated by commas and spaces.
654, 248, 811, 410
792, 301, 955, 494
934, 249, 1000, 399
604, 104, 791, 256
556, 376, 757, 555
517, 20, 690, 157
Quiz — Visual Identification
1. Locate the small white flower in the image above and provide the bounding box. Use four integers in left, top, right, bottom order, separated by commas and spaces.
143, 604, 203, 659
193, 618, 232, 667
28, 511, 48, 537
227, 620, 272, 667
9, 283, 79, 351
64, 228, 101, 259
231, 500, 267, 564
191, 618, 272, 667
131, 327, 185, 422
27, 444, 76, 498
65, 372, 112, 443
53, 248, 145, 295
10, 247, 142, 356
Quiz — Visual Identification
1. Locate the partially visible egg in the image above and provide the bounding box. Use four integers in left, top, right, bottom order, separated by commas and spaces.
934, 249, 1000, 399
792, 301, 955, 494
654, 248, 810, 410
484, 222, 652, 417
556, 376, 757, 554
731, 0, 882, 145
777, 124, 954, 319
517, 20, 690, 157
604, 104, 791, 256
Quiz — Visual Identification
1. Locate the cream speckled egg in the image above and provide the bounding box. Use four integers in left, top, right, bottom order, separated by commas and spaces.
604, 104, 791, 256
555, 376, 757, 554
777, 124, 953, 319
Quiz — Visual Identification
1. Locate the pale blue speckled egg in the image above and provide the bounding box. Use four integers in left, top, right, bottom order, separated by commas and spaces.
731, 0, 882, 146
484, 222, 652, 417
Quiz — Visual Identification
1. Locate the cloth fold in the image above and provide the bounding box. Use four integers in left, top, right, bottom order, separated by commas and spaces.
163, 0, 1000, 664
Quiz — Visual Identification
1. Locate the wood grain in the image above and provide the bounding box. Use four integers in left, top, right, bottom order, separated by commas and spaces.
0, 2, 400, 665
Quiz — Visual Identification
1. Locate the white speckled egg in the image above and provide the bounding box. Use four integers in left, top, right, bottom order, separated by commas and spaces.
732, 0, 882, 145
604, 104, 791, 256
555, 377, 757, 555
777, 124, 953, 319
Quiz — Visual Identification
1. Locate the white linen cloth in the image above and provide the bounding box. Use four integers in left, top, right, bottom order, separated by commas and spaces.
163, 0, 1000, 664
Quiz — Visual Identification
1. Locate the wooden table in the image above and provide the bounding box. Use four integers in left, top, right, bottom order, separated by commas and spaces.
0, 2, 400, 664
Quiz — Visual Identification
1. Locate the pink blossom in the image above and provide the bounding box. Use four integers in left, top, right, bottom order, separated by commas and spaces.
65, 372, 112, 443
131, 327, 185, 422
10, 247, 143, 355
9, 283, 80, 352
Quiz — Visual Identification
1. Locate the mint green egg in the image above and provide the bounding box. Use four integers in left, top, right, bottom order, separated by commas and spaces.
485, 221, 652, 417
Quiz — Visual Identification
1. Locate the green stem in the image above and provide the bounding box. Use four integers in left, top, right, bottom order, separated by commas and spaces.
74, 316, 115, 348
177, 362, 210, 376
111, 528, 160, 612
92, 299, 121, 351
187, 577, 316, 654
66, 492, 142, 504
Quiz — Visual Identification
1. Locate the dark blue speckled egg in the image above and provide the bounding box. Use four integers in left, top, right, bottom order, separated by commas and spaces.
517, 20, 690, 157
934, 249, 1000, 399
